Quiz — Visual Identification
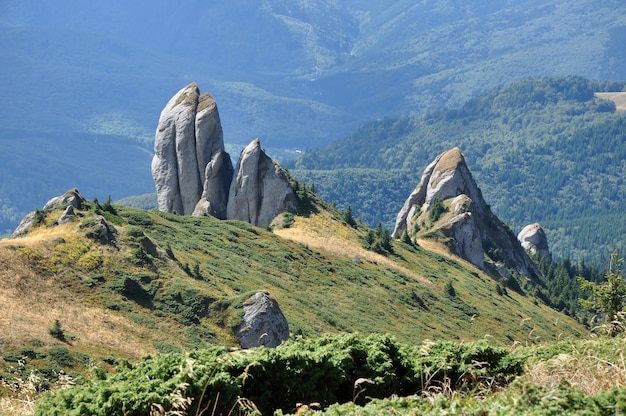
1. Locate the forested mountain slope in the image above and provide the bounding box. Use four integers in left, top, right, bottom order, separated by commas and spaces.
292, 77, 626, 263
2, 1, 626, 238
3, 0, 625, 147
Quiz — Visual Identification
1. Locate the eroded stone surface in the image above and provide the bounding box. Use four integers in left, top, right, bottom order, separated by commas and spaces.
236, 291, 289, 349
518, 223, 551, 261
227, 139, 298, 227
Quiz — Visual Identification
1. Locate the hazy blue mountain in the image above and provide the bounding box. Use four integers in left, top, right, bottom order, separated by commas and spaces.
2, 0, 626, 147
2, 1, 626, 237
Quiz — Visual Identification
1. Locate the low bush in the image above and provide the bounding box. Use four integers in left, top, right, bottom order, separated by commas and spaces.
34, 334, 523, 416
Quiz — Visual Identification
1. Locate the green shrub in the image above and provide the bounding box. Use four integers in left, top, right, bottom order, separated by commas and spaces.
48, 320, 66, 342
33, 334, 525, 416
443, 280, 456, 297
48, 346, 73, 367
428, 194, 448, 223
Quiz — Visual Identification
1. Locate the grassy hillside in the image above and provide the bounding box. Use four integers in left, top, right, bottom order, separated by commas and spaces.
0, 190, 589, 410
292, 76, 626, 264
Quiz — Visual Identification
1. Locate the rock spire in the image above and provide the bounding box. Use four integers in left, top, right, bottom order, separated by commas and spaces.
152, 83, 232, 216
152, 84, 297, 226
227, 139, 299, 227
393, 148, 541, 280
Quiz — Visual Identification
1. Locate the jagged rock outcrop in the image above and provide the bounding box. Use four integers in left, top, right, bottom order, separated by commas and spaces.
518, 223, 551, 261
152, 84, 297, 225
227, 139, 299, 227
393, 148, 541, 280
193, 150, 234, 219
11, 212, 36, 238
440, 195, 484, 268
43, 188, 85, 211
57, 206, 76, 225
152, 83, 232, 216
236, 291, 290, 349
12, 189, 86, 238
393, 148, 488, 238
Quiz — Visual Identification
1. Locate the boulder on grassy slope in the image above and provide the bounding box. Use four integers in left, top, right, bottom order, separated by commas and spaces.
236, 291, 290, 349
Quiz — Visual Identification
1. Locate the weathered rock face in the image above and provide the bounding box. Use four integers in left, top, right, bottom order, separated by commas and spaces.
227, 139, 299, 227
236, 291, 290, 349
518, 223, 551, 261
12, 189, 86, 238
393, 148, 541, 280
152, 83, 232, 215
57, 206, 76, 225
43, 188, 85, 211
11, 212, 36, 238
440, 196, 484, 268
393, 148, 487, 238
193, 150, 234, 219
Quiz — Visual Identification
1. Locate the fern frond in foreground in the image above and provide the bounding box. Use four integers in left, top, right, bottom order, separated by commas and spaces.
33, 332, 626, 415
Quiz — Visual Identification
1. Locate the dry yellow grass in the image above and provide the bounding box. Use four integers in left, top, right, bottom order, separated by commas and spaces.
274, 213, 434, 287
595, 92, 626, 111
0, 234, 154, 360
521, 338, 626, 395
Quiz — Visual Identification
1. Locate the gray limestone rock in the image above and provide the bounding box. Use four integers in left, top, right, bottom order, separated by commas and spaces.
12, 189, 85, 238
227, 139, 298, 227
43, 188, 84, 211
11, 211, 36, 238
393, 147, 541, 280
236, 291, 290, 349
443, 213, 484, 268
440, 197, 484, 268
152, 83, 231, 215
393, 148, 487, 238
57, 205, 76, 225
200, 150, 233, 219
518, 223, 551, 261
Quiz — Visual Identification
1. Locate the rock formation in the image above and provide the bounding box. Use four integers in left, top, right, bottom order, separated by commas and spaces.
227, 139, 299, 227
440, 195, 484, 268
236, 291, 290, 349
57, 206, 76, 225
393, 148, 541, 280
12, 189, 86, 238
194, 150, 234, 219
518, 223, 551, 261
152, 83, 232, 216
153, 84, 297, 226
43, 188, 85, 211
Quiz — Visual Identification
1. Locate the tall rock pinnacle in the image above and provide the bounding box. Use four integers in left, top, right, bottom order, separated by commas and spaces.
152, 83, 298, 226
227, 139, 299, 227
152, 83, 232, 216
393, 147, 541, 280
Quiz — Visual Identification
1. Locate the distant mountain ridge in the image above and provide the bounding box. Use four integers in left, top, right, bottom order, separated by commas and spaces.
2, 0, 626, 253
2, 0, 626, 148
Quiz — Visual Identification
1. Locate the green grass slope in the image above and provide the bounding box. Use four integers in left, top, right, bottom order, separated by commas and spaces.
0, 193, 585, 373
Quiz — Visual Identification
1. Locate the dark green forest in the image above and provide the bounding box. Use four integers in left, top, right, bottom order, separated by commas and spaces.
291, 76, 626, 264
